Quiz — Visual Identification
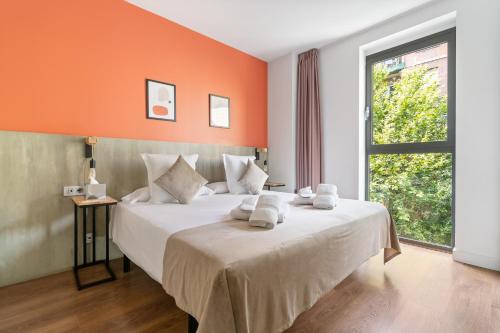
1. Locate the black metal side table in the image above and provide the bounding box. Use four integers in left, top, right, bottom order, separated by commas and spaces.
72, 195, 118, 290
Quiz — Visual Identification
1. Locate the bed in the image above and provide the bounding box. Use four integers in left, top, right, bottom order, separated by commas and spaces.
111, 191, 400, 333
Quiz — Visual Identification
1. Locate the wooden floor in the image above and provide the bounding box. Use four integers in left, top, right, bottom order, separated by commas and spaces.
1, 244, 499, 333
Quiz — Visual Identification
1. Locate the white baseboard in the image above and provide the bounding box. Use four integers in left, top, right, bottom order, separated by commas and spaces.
453, 248, 500, 271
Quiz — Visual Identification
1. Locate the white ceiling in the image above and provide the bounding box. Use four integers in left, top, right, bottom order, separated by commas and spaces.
126, 0, 439, 62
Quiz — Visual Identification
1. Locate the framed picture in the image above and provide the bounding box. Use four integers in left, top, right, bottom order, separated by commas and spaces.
209, 94, 230, 128
146, 79, 176, 121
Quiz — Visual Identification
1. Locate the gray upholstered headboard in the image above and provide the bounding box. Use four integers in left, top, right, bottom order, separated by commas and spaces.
93, 135, 256, 199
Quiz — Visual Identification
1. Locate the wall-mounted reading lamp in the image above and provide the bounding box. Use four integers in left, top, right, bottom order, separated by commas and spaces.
84, 136, 97, 159
84, 136, 98, 184
255, 147, 268, 160
84, 136, 106, 199
255, 147, 268, 172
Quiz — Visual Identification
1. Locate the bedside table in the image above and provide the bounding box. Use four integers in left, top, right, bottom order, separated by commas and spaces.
72, 196, 117, 290
264, 181, 286, 191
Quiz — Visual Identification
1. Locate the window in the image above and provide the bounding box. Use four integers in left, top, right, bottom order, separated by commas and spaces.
365, 28, 455, 248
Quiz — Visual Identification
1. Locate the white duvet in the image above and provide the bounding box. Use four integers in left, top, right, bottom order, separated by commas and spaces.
111, 191, 394, 284
111, 192, 258, 282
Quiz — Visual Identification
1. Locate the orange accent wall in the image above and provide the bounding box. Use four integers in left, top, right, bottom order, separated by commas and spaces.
0, 0, 267, 147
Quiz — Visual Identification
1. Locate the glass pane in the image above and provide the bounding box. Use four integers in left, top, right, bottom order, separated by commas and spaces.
372, 43, 448, 144
369, 153, 452, 246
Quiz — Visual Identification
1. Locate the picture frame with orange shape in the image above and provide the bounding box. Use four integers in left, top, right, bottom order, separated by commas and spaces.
146, 79, 176, 122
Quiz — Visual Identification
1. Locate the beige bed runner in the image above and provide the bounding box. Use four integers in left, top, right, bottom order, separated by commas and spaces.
162, 199, 400, 333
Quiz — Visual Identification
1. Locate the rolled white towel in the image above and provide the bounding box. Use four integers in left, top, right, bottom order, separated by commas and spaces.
292, 194, 316, 205
316, 183, 337, 196
250, 209, 277, 229
298, 186, 314, 198
249, 195, 281, 229
313, 194, 339, 210
313, 184, 338, 210
239, 196, 258, 211
231, 202, 288, 223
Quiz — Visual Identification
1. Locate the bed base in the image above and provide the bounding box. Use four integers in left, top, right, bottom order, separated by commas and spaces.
122, 255, 199, 332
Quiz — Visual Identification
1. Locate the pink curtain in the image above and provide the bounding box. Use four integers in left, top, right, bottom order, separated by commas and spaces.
296, 49, 322, 191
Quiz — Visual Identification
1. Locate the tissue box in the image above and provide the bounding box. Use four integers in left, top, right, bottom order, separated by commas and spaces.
85, 184, 106, 200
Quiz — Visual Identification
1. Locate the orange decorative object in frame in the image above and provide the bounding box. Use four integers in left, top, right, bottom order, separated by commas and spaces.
146, 79, 176, 122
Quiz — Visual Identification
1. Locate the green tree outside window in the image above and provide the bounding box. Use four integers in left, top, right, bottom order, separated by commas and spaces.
369, 64, 452, 246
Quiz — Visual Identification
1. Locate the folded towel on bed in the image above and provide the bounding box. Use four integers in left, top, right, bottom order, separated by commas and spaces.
239, 196, 258, 211
313, 184, 338, 210
249, 195, 282, 229
231, 201, 288, 223
297, 186, 314, 198
313, 194, 339, 210
292, 195, 316, 205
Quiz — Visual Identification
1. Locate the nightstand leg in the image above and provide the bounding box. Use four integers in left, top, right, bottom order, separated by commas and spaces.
105, 205, 109, 266
74, 204, 78, 269
83, 207, 87, 265
72, 200, 116, 291
104, 205, 116, 281
92, 207, 96, 263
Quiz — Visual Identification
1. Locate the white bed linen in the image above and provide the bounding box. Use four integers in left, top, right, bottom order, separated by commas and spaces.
111, 193, 257, 282
111, 191, 389, 284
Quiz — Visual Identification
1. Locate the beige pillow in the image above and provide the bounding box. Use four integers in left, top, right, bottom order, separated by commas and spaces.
141, 153, 198, 203
239, 159, 269, 194
154, 156, 208, 204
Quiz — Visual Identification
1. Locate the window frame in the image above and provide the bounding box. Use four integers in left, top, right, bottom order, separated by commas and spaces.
364, 28, 456, 249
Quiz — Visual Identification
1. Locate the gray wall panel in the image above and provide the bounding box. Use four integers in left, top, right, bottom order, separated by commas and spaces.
0, 130, 256, 287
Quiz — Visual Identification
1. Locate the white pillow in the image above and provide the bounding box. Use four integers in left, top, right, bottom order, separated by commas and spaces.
141, 153, 198, 204
222, 154, 256, 194
206, 181, 229, 194
121, 186, 150, 204
123, 185, 211, 203
197, 186, 215, 197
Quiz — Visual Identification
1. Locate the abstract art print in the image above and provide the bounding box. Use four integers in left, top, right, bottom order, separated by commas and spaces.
209, 94, 230, 128
146, 79, 176, 121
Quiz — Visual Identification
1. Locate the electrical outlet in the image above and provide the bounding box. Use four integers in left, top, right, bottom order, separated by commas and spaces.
63, 186, 84, 196
86, 233, 93, 244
